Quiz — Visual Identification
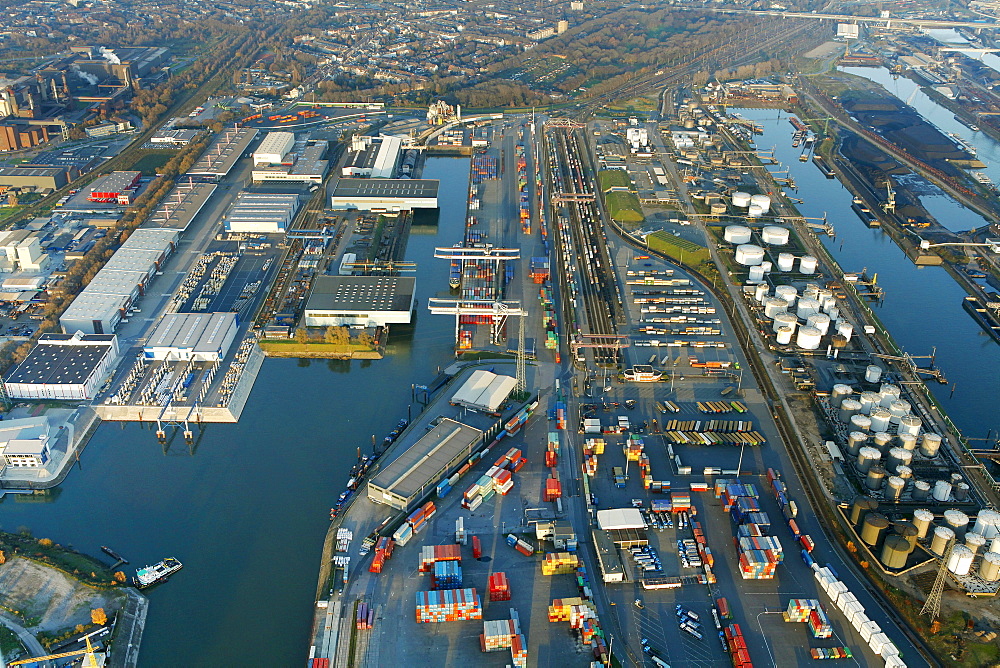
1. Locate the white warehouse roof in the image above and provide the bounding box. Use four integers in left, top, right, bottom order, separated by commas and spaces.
450, 370, 516, 413
597, 508, 646, 531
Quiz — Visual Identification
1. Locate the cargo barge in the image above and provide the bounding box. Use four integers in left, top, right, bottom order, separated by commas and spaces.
962, 294, 1000, 344
134, 557, 182, 588
813, 155, 835, 178
851, 201, 879, 227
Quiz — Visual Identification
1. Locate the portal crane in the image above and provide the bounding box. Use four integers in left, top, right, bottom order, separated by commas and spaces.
882, 180, 896, 214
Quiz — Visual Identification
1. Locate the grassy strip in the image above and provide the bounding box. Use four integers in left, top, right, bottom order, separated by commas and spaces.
605, 191, 644, 224
597, 169, 631, 192
259, 340, 379, 356
127, 150, 179, 176
645, 231, 709, 265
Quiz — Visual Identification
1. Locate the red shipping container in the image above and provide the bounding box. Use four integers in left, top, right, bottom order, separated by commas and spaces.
515, 543, 532, 556
799, 535, 814, 552
472, 535, 482, 559
513, 457, 527, 472
312, 660, 330, 668
788, 519, 800, 536
545, 451, 558, 467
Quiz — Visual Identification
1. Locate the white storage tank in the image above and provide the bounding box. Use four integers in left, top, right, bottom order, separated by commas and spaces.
747, 204, 764, 218
992, 536, 1000, 555
772, 312, 798, 334
774, 285, 797, 306
732, 191, 751, 208
763, 297, 789, 318
799, 255, 818, 274
760, 260, 772, 273
980, 552, 1000, 581
878, 384, 901, 408
932, 480, 953, 502
913, 480, 932, 501
750, 193, 772, 213
869, 408, 892, 433
825, 306, 840, 321
888, 400, 911, 425
898, 415, 922, 437
748, 265, 766, 283
850, 414, 872, 432
931, 526, 955, 556
858, 391, 880, 415
919, 433, 942, 458
762, 226, 789, 245
754, 284, 769, 303
806, 312, 831, 335
839, 399, 862, 423
803, 284, 820, 301
857, 446, 881, 473
777, 253, 796, 271
887, 447, 912, 473
831, 384, 854, 407
948, 544, 974, 575
945, 509, 971, 537
966, 532, 986, 554
973, 510, 1000, 540
796, 298, 821, 319
897, 433, 917, 452
735, 244, 765, 266
836, 321, 853, 343
796, 326, 822, 350
865, 365, 883, 383
775, 326, 794, 345
724, 225, 752, 244
846, 431, 868, 457
885, 476, 906, 501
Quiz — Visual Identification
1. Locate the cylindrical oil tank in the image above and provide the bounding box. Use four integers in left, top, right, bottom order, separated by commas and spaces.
747, 204, 764, 218
748, 265, 766, 283
796, 298, 821, 319
951, 473, 964, 486
774, 284, 797, 305
870, 409, 892, 433
866, 466, 888, 491
850, 414, 872, 432
761, 226, 787, 244
754, 283, 769, 303
931, 526, 956, 556
826, 306, 841, 322
799, 255, 818, 274
888, 400, 911, 425
885, 475, 905, 500
945, 509, 970, 538
816, 288, 833, 302
850, 496, 879, 525
966, 532, 986, 554
761, 261, 773, 273
839, 399, 862, 423
858, 391, 880, 415
872, 432, 893, 453
955, 482, 970, 502
865, 365, 883, 384
751, 194, 772, 213
981, 552, 1000, 581
710, 202, 727, 215
992, 536, 1000, 555
857, 446, 881, 474
803, 284, 820, 301
888, 447, 912, 473
879, 384, 902, 408
933, 480, 953, 502
919, 433, 942, 458
775, 327, 794, 346
897, 433, 917, 452
735, 244, 765, 266
948, 544, 974, 575
880, 535, 911, 569
846, 431, 868, 457
683, 117, 696, 129
913, 508, 934, 538
777, 253, 795, 272
831, 384, 854, 408
732, 192, 751, 208
861, 512, 890, 546
913, 481, 932, 502
820, 297, 837, 314
896, 465, 913, 480
806, 313, 831, 335
796, 326, 822, 350
772, 312, 798, 334
763, 297, 789, 318
724, 225, 752, 243
899, 415, 922, 437
836, 321, 854, 343
973, 510, 1000, 540
893, 521, 920, 549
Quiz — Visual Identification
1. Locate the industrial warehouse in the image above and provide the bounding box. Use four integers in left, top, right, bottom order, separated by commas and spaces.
186, 127, 258, 179
329, 178, 439, 212
341, 134, 404, 179
302, 275, 416, 328
224, 191, 301, 233
250, 131, 329, 183
4, 332, 120, 400
142, 312, 238, 362
449, 369, 516, 414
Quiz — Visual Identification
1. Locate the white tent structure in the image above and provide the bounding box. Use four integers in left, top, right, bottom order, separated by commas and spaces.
450, 370, 517, 413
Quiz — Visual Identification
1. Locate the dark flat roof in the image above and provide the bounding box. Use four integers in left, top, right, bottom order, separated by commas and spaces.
332, 178, 438, 199
305, 275, 415, 313
7, 337, 115, 385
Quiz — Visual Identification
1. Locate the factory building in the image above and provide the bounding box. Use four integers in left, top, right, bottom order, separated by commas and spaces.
368, 418, 486, 510
0, 166, 68, 191
253, 131, 296, 165
143, 312, 238, 362
59, 229, 177, 334
85, 171, 141, 203
251, 141, 329, 184
224, 191, 300, 233
329, 178, 439, 212
150, 128, 200, 146
0, 417, 53, 469
4, 332, 119, 401
303, 275, 415, 328
186, 128, 258, 179
341, 134, 403, 179
0, 230, 49, 272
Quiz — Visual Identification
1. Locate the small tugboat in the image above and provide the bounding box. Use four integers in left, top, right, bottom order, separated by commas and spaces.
133, 557, 182, 589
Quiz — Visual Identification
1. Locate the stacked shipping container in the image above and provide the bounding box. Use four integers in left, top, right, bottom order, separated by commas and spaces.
415, 588, 482, 623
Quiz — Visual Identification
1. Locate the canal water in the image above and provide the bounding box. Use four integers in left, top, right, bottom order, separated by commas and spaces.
738, 107, 1000, 443
0, 157, 470, 666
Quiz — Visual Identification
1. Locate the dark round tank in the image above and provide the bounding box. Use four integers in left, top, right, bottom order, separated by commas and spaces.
850, 496, 878, 526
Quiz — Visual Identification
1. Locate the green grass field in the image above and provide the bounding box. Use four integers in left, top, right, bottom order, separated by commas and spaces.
128, 151, 178, 176
605, 191, 643, 224
598, 169, 631, 192
646, 231, 709, 265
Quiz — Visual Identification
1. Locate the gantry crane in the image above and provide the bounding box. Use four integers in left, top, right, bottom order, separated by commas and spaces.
9, 636, 100, 667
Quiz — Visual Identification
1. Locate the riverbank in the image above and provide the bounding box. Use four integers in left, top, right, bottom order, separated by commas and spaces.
0, 407, 99, 491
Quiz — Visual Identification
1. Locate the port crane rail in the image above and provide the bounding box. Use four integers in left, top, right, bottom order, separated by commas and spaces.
427, 298, 523, 346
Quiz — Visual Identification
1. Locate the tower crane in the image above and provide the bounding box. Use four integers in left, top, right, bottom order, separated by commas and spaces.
882, 180, 896, 214
8, 636, 101, 667
800, 116, 835, 136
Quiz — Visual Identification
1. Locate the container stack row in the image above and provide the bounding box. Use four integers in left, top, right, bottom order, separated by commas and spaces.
368, 537, 396, 574
583, 438, 604, 477
506, 533, 535, 556
431, 560, 463, 590
415, 588, 482, 623
724, 623, 753, 668
541, 552, 580, 576
544, 474, 562, 502
488, 572, 510, 601
355, 602, 374, 630
783, 598, 831, 638
418, 544, 461, 572
545, 431, 560, 467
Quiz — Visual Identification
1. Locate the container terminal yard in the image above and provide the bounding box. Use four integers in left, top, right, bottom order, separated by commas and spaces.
296, 101, 1000, 668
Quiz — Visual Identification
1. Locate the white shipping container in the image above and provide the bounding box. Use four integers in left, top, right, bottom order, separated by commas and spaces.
860, 621, 881, 643
884, 655, 906, 668
851, 612, 868, 632
869, 632, 891, 654
880, 641, 900, 659
836, 591, 858, 610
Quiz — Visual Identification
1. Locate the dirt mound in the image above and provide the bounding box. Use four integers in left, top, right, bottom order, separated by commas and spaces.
0, 557, 124, 633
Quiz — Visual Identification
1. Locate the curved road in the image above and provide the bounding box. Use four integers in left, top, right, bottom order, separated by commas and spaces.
0, 610, 48, 668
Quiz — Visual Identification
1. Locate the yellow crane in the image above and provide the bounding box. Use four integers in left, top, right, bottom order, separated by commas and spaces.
8, 636, 100, 667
